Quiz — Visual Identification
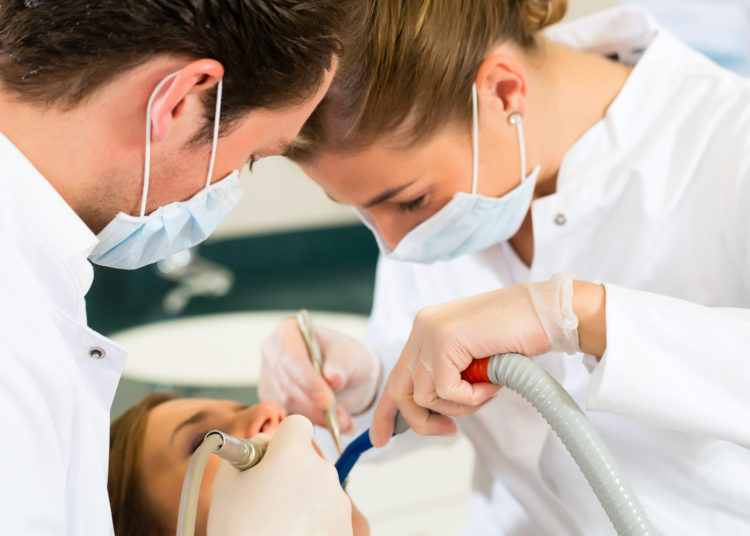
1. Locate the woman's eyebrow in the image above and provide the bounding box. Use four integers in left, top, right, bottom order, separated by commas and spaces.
170, 411, 208, 445
363, 180, 417, 208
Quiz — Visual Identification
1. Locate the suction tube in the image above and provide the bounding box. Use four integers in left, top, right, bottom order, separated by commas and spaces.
463, 354, 653, 536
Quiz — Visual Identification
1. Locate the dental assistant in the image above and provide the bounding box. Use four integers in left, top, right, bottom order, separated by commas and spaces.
260, 2, 750, 534
0, 2, 355, 534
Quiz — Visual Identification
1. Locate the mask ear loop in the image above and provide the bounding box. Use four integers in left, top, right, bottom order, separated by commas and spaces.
204, 78, 223, 189
471, 84, 479, 195
142, 71, 180, 217
141, 72, 224, 217
508, 112, 526, 184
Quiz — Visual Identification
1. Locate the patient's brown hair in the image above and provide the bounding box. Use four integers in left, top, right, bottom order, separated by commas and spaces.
109, 392, 177, 536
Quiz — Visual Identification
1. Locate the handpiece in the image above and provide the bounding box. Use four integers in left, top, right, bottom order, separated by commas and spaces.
335, 412, 410, 485
176, 430, 266, 536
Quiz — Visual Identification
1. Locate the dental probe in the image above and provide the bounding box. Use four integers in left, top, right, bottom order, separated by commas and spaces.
176, 430, 266, 536
297, 309, 345, 453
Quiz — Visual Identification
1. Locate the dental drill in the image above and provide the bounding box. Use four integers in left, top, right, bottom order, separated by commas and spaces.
176, 430, 265, 536
336, 353, 654, 536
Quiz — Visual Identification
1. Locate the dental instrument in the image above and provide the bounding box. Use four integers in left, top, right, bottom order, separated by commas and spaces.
335, 412, 410, 485
176, 430, 266, 536
461, 353, 654, 536
297, 308, 344, 453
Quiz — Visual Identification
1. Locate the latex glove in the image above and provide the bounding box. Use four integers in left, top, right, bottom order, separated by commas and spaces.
207, 414, 353, 536
370, 272, 586, 446
259, 318, 381, 433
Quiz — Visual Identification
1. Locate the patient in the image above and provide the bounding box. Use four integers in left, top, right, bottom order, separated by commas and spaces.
108, 392, 368, 536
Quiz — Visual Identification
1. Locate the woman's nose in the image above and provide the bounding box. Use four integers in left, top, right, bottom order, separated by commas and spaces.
369, 213, 408, 250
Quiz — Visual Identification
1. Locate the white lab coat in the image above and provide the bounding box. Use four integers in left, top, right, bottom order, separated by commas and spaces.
364, 7, 750, 535
0, 133, 126, 534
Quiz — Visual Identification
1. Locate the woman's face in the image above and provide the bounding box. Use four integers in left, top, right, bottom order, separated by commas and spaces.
139, 398, 285, 535
300, 121, 523, 251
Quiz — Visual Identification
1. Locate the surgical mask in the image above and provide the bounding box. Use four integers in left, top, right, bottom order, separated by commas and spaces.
357, 84, 540, 264
88, 71, 243, 270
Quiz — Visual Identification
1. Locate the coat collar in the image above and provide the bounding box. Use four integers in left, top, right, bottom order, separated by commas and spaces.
0, 132, 98, 294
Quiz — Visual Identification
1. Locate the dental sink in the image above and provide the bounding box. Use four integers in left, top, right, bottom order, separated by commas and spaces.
110, 310, 473, 535
112, 310, 368, 387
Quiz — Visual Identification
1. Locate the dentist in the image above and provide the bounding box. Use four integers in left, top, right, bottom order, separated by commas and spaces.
259, 1, 750, 534
0, 1, 355, 534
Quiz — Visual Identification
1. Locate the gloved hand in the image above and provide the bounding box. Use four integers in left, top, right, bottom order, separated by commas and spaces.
259, 318, 381, 433
370, 272, 595, 447
207, 414, 353, 536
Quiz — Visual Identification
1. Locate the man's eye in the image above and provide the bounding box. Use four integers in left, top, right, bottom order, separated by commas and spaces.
247, 155, 257, 172
395, 195, 427, 213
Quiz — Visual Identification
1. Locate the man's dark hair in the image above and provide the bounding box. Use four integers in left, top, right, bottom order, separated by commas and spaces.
0, 0, 352, 135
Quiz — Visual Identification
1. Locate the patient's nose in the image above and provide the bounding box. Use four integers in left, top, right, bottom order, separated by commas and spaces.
244, 401, 285, 438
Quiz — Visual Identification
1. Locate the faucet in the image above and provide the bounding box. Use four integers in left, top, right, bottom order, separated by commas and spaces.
155, 247, 234, 315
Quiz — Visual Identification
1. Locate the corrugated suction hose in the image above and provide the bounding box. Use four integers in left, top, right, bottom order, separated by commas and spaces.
463, 353, 653, 536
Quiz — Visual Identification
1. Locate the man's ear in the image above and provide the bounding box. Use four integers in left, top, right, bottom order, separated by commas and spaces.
150, 59, 225, 142
474, 54, 528, 120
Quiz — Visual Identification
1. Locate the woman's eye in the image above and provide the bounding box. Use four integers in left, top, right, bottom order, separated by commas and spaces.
395, 195, 427, 213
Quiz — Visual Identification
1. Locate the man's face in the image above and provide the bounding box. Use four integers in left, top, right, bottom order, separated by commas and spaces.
144, 93, 331, 214
89, 61, 336, 233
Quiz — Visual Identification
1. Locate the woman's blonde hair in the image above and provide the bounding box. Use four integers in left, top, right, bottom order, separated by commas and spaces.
108, 391, 177, 536
289, 0, 566, 159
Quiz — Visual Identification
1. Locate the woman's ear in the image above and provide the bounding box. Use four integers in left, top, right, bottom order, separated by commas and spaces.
150, 59, 225, 142
474, 54, 528, 120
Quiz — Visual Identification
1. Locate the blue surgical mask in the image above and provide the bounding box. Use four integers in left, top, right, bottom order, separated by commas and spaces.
357, 84, 539, 264
88, 71, 243, 270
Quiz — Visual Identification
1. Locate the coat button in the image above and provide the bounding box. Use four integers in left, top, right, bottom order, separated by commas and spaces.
89, 347, 106, 360
554, 213, 567, 226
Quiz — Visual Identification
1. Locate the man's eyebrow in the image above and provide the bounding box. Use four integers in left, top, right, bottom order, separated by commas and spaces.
170, 410, 208, 445
246, 139, 295, 170
362, 180, 416, 209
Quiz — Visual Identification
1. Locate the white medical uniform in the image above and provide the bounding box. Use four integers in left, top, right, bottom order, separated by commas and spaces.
365, 7, 750, 535
0, 133, 126, 534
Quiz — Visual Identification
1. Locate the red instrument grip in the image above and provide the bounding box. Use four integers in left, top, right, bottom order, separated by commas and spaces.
461, 357, 491, 383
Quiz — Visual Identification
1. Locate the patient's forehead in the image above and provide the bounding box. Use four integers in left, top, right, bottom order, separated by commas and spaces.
149, 398, 217, 434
